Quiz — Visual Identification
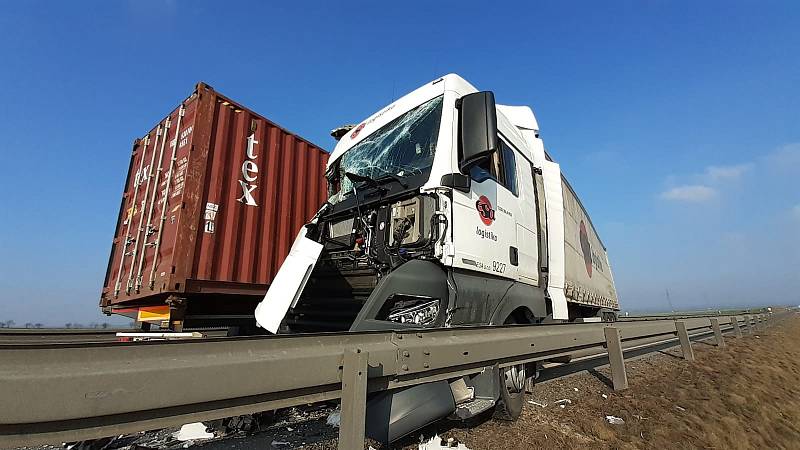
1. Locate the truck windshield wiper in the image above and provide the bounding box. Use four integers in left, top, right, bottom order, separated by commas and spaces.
345, 172, 408, 190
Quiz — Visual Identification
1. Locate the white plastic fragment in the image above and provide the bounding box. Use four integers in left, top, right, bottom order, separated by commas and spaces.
573, 388, 579, 392
528, 400, 547, 407
326, 410, 341, 427
675, 405, 686, 412
602, 394, 608, 399
554, 399, 572, 405
174, 422, 214, 441
418, 434, 471, 450
605, 415, 625, 425
271, 440, 290, 447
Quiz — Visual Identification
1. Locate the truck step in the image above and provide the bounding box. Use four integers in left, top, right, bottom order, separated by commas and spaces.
452, 398, 495, 420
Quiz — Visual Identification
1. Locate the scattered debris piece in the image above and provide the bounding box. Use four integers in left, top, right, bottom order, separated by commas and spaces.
173, 423, 213, 441
602, 394, 608, 399
326, 410, 341, 427
554, 399, 572, 406
286, 427, 294, 432
418, 434, 471, 450
271, 440, 290, 447
605, 415, 625, 425
528, 400, 547, 408
675, 406, 686, 412
633, 415, 650, 420
573, 388, 579, 392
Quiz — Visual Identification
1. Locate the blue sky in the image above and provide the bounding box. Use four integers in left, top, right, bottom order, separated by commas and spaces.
0, 1, 798, 324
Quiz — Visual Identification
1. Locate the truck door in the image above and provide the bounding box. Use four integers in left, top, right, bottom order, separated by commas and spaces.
451, 139, 520, 280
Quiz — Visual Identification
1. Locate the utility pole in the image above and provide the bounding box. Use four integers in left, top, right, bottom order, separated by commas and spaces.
666, 288, 675, 313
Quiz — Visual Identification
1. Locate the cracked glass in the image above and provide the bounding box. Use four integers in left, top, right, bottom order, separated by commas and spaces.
327, 95, 444, 204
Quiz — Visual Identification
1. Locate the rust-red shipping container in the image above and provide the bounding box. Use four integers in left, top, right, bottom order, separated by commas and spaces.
101, 83, 329, 329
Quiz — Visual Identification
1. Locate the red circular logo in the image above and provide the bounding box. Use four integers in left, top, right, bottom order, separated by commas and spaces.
475, 195, 495, 226
579, 220, 592, 278
350, 123, 365, 139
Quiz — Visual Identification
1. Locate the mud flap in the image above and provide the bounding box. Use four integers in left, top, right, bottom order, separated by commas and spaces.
365, 381, 456, 444
254, 229, 323, 333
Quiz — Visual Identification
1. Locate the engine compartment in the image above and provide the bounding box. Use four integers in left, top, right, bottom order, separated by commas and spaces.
284, 193, 445, 333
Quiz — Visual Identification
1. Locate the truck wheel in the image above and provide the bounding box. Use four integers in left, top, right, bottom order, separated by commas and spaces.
493, 317, 526, 420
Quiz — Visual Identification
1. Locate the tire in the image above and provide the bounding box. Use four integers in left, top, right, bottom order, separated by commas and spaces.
493, 316, 526, 421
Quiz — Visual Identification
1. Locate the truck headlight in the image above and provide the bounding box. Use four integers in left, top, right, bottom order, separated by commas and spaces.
387, 298, 440, 326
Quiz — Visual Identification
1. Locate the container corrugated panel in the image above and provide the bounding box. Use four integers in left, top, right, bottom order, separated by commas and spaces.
101, 83, 329, 317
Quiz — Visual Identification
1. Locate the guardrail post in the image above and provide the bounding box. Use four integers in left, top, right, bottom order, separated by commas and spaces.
339, 348, 369, 450
744, 315, 752, 335
603, 326, 628, 390
730, 316, 742, 337
710, 318, 725, 348
675, 321, 695, 361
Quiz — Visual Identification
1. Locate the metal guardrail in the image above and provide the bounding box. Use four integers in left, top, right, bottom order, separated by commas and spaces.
0, 313, 780, 448
0, 328, 230, 344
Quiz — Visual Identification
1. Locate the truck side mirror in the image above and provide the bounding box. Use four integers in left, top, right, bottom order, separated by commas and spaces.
458, 91, 499, 171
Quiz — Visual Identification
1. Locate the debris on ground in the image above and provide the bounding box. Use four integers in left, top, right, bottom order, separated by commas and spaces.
554, 398, 572, 408
527, 400, 547, 407
601, 394, 608, 399
173, 423, 213, 441
418, 434, 471, 450
605, 415, 625, 425
326, 409, 341, 427
270, 440, 290, 447
675, 405, 686, 412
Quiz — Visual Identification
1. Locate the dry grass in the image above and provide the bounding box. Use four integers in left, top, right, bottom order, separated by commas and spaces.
394, 315, 800, 449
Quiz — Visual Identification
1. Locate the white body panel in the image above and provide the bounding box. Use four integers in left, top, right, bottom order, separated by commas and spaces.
255, 229, 323, 333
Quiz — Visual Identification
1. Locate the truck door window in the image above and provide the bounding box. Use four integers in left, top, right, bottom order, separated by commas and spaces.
469, 148, 505, 185
500, 141, 518, 196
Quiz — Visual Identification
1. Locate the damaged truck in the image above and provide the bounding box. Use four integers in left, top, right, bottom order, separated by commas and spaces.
255, 74, 619, 442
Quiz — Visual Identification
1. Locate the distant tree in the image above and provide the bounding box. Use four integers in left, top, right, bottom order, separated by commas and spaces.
25, 323, 33, 328
65, 323, 72, 329
34, 323, 43, 328
5, 320, 15, 328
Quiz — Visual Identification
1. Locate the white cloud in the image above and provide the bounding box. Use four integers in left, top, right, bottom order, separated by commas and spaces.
765, 143, 800, 169
705, 163, 752, 181
660, 185, 717, 202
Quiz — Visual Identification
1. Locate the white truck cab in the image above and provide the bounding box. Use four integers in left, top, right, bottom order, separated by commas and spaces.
255, 74, 618, 442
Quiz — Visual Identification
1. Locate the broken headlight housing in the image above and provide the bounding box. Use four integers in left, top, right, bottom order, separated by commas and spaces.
387, 297, 440, 326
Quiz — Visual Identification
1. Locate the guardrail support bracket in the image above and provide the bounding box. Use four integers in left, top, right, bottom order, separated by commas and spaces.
710, 318, 725, 348
603, 326, 628, 390
338, 348, 369, 450
675, 321, 695, 361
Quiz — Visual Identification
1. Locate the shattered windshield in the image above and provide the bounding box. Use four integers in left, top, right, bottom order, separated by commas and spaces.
327, 95, 444, 204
